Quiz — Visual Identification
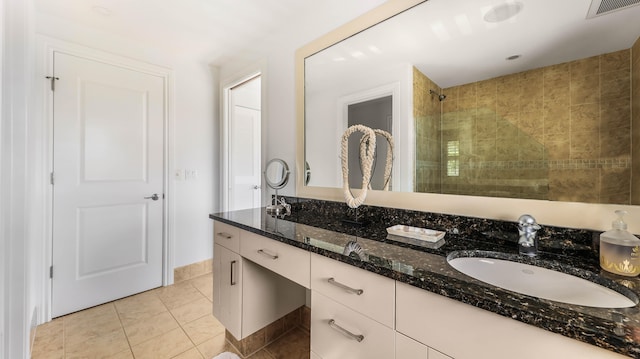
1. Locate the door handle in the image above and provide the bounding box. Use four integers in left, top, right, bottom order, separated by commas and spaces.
230, 260, 237, 286
144, 193, 160, 201
253, 185, 261, 189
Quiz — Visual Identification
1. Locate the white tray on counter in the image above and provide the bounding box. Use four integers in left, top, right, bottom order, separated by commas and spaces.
386, 225, 445, 243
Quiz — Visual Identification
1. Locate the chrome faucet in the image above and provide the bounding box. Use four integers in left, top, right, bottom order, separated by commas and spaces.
518, 214, 541, 257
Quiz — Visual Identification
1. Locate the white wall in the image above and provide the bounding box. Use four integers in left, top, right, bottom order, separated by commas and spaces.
2, 0, 37, 357
219, 0, 388, 199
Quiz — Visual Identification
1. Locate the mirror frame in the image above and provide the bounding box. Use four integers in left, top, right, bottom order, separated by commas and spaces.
295, 0, 640, 233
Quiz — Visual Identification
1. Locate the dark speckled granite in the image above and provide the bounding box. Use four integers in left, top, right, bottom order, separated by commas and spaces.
211, 197, 640, 358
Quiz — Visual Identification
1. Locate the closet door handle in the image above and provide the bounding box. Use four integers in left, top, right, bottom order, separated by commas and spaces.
217, 232, 233, 239
230, 260, 237, 286
327, 278, 364, 295
257, 249, 278, 260
328, 319, 364, 342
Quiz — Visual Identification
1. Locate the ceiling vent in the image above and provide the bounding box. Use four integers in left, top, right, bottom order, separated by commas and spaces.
587, 0, 640, 18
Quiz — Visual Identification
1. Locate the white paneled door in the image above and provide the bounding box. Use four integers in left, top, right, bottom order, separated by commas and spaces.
228, 76, 261, 211
51, 52, 165, 317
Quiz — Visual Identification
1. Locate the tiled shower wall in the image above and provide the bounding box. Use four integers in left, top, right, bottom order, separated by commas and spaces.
413, 67, 442, 193
415, 46, 635, 204
632, 36, 640, 203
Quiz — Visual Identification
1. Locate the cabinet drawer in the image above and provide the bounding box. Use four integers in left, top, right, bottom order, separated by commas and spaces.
311, 291, 394, 359
213, 221, 240, 252
311, 253, 394, 328
240, 230, 310, 288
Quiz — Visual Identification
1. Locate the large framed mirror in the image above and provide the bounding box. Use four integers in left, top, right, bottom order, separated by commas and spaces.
296, 0, 640, 231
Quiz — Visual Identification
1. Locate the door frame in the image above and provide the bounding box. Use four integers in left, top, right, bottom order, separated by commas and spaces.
37, 36, 175, 322
220, 63, 265, 212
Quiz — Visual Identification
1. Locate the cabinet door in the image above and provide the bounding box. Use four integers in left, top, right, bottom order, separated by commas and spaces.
212, 244, 242, 339
395, 332, 427, 359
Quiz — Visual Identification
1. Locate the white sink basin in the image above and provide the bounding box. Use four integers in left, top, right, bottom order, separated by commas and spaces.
448, 253, 638, 308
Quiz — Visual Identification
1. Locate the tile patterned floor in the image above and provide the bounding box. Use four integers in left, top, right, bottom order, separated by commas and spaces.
31, 273, 310, 358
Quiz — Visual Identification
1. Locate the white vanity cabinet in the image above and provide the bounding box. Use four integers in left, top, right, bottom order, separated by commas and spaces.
396, 282, 627, 359
395, 333, 452, 359
212, 221, 306, 341
212, 243, 242, 338
310, 253, 395, 359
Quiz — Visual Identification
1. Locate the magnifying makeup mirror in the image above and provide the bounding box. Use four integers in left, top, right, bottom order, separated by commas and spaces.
264, 158, 290, 216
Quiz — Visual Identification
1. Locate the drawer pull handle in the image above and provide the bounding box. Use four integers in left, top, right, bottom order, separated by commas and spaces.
328, 278, 364, 295
328, 319, 364, 342
257, 249, 279, 260
230, 260, 237, 286
217, 232, 233, 239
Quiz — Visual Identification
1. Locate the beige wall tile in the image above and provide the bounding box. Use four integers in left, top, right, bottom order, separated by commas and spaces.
571, 56, 600, 79
544, 62, 570, 82
601, 49, 630, 73
633, 36, 640, 65
549, 169, 600, 203
601, 70, 631, 101
570, 131, 600, 159
264, 328, 310, 359
601, 126, 631, 158
571, 103, 600, 132
571, 74, 600, 105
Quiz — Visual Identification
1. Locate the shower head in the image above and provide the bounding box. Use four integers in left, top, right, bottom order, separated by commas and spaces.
429, 89, 446, 101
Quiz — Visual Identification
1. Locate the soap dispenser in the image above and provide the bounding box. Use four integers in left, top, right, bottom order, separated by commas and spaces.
600, 210, 640, 277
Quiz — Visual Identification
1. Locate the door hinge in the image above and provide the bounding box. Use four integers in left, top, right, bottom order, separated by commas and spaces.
49, 266, 53, 279
45, 76, 59, 91
50, 172, 55, 185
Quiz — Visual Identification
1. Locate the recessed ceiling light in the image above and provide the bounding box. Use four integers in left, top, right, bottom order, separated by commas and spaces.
506, 54, 521, 60
91, 5, 112, 16
484, 2, 524, 23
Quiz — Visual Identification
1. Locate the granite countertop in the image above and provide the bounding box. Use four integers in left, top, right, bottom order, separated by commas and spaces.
210, 207, 640, 358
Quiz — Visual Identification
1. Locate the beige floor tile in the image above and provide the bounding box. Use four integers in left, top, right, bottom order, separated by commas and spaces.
31, 319, 64, 359
64, 304, 122, 347
170, 296, 213, 325
196, 333, 241, 359
264, 328, 309, 359
131, 327, 194, 359
115, 290, 168, 325
107, 348, 134, 358
122, 310, 180, 346
172, 347, 205, 359
182, 314, 225, 345
189, 274, 213, 299
157, 282, 206, 310
65, 327, 130, 359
